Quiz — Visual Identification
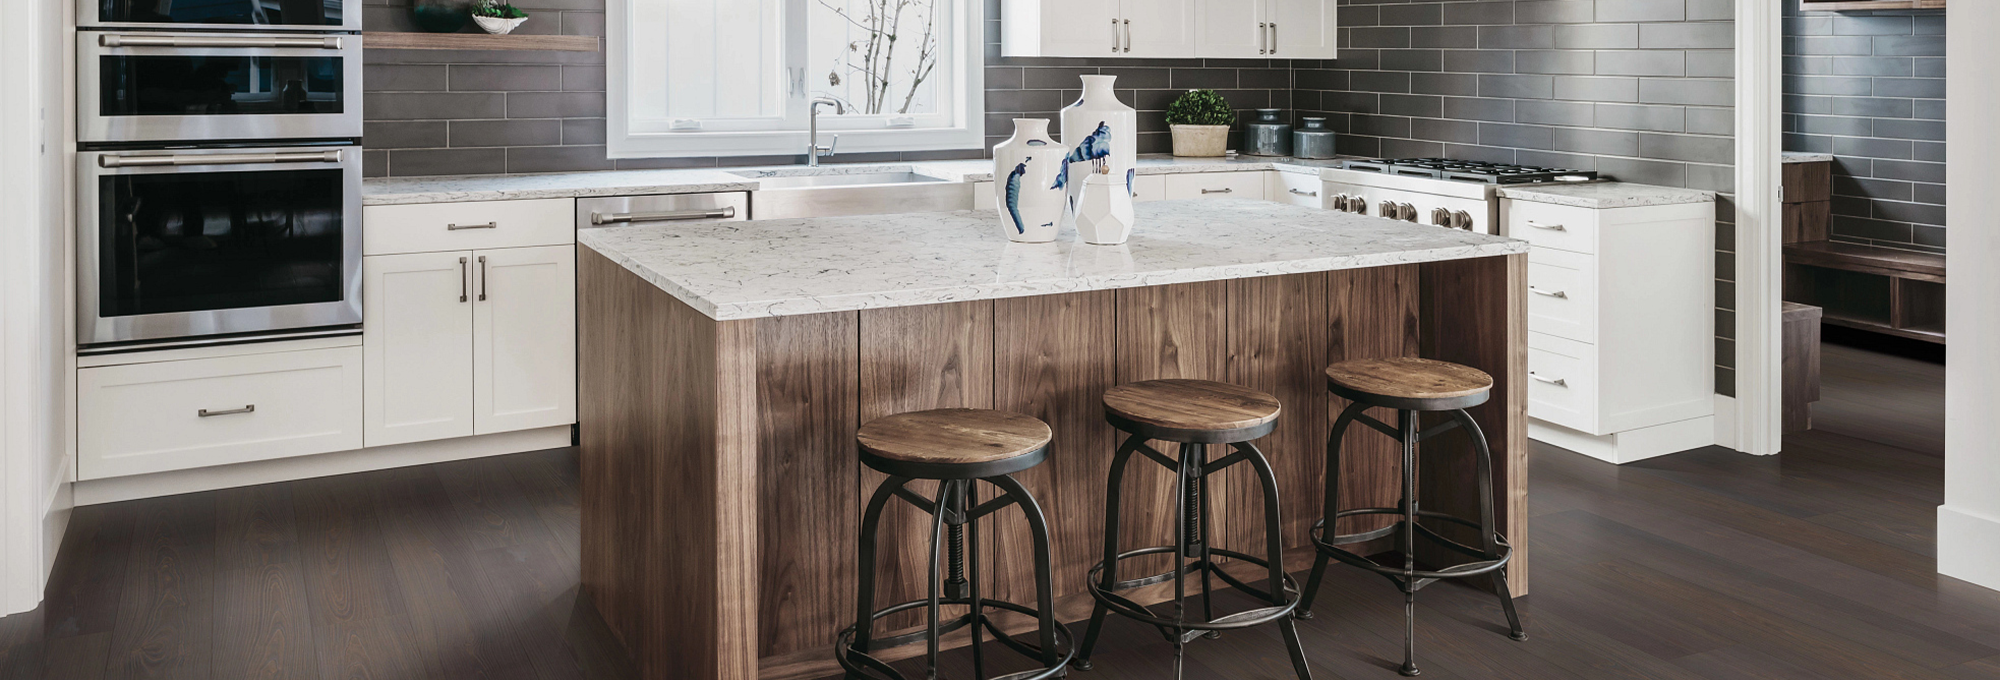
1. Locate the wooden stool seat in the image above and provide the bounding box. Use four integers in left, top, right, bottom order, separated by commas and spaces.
857, 408, 1052, 479
1325, 357, 1493, 411
1102, 379, 1282, 444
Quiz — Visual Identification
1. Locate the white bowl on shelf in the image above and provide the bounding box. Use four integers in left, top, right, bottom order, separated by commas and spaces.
473, 15, 527, 34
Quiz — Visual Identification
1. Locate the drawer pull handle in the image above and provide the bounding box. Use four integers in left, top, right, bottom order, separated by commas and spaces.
1289, 188, 1318, 197
1529, 373, 1567, 387
198, 405, 256, 418
1530, 287, 1568, 299
1525, 221, 1566, 232
447, 222, 498, 231
591, 206, 737, 225
1201, 188, 1233, 194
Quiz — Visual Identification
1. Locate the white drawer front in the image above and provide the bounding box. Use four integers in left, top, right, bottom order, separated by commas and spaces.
79, 346, 364, 480
1165, 171, 1266, 200
364, 198, 574, 256
1528, 332, 1600, 434
1270, 171, 1327, 207
1527, 247, 1597, 343
1504, 199, 1598, 255
1131, 174, 1167, 203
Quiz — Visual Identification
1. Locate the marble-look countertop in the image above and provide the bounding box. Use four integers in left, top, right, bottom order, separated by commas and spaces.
1783, 151, 1835, 164
578, 198, 1525, 320
1496, 182, 1717, 210
362, 154, 1359, 205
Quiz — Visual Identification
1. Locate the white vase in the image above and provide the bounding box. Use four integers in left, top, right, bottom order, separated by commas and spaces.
1060, 75, 1137, 232
1076, 173, 1134, 245
991, 119, 1068, 243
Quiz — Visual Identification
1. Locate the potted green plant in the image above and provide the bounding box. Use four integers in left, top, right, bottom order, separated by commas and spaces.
471, 0, 529, 34
1165, 89, 1235, 158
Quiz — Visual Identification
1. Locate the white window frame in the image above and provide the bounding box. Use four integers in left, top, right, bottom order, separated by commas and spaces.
607, 0, 985, 159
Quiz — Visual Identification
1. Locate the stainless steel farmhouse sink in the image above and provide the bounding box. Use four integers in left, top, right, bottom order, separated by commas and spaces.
734, 167, 973, 219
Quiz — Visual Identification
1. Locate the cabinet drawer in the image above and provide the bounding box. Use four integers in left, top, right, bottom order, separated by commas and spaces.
1503, 199, 1598, 254
79, 345, 364, 480
1270, 171, 1327, 208
1527, 247, 1596, 343
363, 198, 574, 256
1165, 171, 1265, 200
1528, 332, 1601, 435
1131, 174, 1167, 203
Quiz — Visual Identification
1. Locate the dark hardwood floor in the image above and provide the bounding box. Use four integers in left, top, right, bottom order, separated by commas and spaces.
1, 341, 1989, 680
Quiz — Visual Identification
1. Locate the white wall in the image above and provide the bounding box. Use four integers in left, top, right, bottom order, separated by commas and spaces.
1938, 3, 2000, 591
0, 0, 72, 617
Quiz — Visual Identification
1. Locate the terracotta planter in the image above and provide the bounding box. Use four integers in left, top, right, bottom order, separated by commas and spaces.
1170, 124, 1228, 157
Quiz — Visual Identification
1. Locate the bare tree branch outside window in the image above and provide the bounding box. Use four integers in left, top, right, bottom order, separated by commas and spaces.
814, 0, 939, 115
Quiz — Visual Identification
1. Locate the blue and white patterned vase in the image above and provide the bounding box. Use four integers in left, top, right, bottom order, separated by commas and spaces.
1060, 75, 1137, 239
991, 118, 1068, 243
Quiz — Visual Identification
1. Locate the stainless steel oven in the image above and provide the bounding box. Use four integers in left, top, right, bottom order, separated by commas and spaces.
78, 144, 362, 347
84, 0, 360, 32
81, 31, 362, 144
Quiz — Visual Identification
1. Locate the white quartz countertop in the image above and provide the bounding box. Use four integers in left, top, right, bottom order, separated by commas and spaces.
361, 154, 1356, 205
578, 198, 1525, 321
1783, 151, 1835, 164
1496, 182, 1717, 210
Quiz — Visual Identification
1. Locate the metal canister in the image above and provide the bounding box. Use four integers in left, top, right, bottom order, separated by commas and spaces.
1293, 117, 1337, 159
1244, 109, 1292, 157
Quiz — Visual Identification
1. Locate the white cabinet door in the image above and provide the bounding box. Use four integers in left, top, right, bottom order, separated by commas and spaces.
472, 245, 577, 436
1197, 0, 1267, 58
1005, 0, 1120, 57
364, 251, 476, 447
1124, 0, 1199, 57
1269, 0, 1335, 58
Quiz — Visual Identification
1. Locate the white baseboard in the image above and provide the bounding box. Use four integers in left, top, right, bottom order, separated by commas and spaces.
1712, 394, 1740, 452
1530, 415, 1717, 465
74, 426, 572, 506
1939, 504, 2000, 591
41, 454, 71, 581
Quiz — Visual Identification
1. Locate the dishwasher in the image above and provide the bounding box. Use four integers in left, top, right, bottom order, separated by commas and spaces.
576, 192, 749, 229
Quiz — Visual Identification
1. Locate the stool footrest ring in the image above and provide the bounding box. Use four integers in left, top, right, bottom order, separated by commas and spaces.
1084, 546, 1299, 633
1308, 520, 1514, 581
836, 597, 1075, 680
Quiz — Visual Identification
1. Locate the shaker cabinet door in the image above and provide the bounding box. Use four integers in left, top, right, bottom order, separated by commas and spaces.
472, 245, 578, 436
364, 251, 477, 447
1269, 0, 1336, 58
1196, 0, 1266, 58
1123, 0, 1200, 57
1004, 0, 1120, 57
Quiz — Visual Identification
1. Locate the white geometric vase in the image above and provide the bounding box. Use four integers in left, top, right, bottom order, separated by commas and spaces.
991, 118, 1068, 243
1076, 173, 1134, 245
1060, 75, 1138, 234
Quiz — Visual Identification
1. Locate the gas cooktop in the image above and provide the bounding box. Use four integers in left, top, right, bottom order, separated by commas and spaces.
1339, 158, 1600, 185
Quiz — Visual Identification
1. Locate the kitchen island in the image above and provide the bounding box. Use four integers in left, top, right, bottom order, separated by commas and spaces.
575, 199, 1528, 680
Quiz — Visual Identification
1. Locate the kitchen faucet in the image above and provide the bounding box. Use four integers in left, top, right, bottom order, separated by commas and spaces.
808, 97, 844, 167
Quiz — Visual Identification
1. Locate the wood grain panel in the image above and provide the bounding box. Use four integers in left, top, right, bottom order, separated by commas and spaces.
754, 312, 861, 657
1115, 281, 1232, 575
578, 249, 760, 680
1326, 265, 1421, 542
991, 291, 1118, 604
857, 301, 995, 631
1418, 253, 1528, 596
1225, 273, 1331, 553
1782, 161, 1832, 204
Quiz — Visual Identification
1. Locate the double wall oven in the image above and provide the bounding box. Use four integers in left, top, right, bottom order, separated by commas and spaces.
79, 0, 362, 349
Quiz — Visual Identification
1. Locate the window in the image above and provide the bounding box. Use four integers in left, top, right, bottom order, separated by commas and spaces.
609, 0, 983, 158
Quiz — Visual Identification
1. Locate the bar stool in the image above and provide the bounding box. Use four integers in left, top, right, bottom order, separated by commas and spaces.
1296, 357, 1525, 677
1074, 379, 1313, 680
837, 408, 1074, 680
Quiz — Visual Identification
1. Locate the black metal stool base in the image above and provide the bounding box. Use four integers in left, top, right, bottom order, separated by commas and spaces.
1073, 434, 1313, 680
836, 597, 1075, 680
1296, 402, 1526, 677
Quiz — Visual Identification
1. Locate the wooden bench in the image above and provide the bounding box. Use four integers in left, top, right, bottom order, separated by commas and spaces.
1780, 155, 1946, 344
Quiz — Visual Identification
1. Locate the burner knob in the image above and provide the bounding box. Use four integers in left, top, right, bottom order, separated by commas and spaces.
1348, 196, 1367, 214
1451, 210, 1475, 230
1379, 202, 1396, 218
1398, 202, 1418, 221
1431, 207, 1451, 227
1333, 194, 1351, 211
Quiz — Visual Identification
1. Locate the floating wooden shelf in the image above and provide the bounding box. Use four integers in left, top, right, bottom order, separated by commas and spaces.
362, 31, 599, 52
1801, 0, 1944, 11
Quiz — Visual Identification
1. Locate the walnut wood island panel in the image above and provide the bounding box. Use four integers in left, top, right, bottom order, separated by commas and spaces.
574, 200, 1529, 680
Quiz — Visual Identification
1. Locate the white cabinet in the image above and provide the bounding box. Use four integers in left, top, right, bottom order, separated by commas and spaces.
472, 245, 577, 436
1011, 0, 1332, 58
1267, 170, 1327, 207
1196, 0, 1333, 58
1504, 196, 1716, 464
78, 344, 364, 480
363, 251, 476, 446
363, 200, 577, 448
1165, 171, 1267, 200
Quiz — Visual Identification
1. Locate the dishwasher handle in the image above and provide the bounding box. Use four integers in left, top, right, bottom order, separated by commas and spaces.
591, 206, 738, 226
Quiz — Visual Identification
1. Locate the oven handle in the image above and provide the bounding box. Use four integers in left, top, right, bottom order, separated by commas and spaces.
98, 34, 346, 49
98, 150, 343, 168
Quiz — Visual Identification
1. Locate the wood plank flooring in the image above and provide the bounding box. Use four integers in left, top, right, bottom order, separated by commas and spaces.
2, 341, 1992, 680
